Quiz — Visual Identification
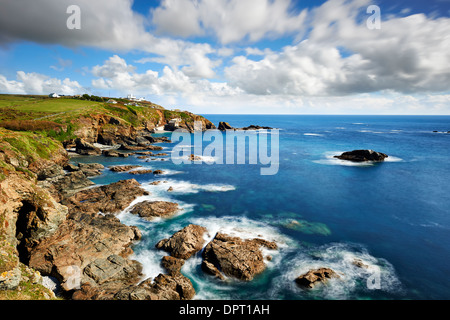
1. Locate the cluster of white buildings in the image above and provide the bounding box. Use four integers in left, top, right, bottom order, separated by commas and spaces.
126, 94, 146, 102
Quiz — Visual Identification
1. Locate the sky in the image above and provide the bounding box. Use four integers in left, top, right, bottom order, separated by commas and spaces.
0, 0, 450, 115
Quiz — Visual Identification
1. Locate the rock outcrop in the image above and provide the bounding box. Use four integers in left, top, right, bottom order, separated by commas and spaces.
218, 122, 234, 131
130, 201, 180, 221
334, 150, 388, 162
201, 233, 277, 281
62, 179, 149, 215
295, 268, 340, 289
74, 138, 101, 156
28, 211, 142, 292
156, 224, 208, 260
218, 122, 273, 131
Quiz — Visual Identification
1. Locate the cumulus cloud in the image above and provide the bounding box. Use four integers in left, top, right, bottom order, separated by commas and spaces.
0, 0, 220, 80
223, 0, 450, 97
0, 71, 82, 95
90, 55, 240, 100
151, 0, 308, 44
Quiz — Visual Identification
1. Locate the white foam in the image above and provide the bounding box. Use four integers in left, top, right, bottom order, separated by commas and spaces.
313, 151, 375, 167
304, 133, 324, 137
268, 242, 402, 299
143, 179, 236, 195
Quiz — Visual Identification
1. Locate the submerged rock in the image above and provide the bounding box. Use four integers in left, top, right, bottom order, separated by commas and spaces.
334, 149, 388, 162
295, 268, 340, 289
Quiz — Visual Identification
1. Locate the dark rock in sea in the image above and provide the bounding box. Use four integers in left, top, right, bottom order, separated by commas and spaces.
156, 224, 208, 260
295, 268, 340, 289
153, 169, 164, 175
218, 122, 234, 131
334, 149, 388, 162
129, 200, 179, 221
240, 125, 273, 130
202, 232, 277, 281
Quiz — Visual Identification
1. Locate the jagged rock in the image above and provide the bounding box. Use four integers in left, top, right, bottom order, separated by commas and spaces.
129, 201, 179, 221
153, 170, 164, 175
295, 268, 340, 289
156, 224, 208, 260
64, 163, 79, 172
202, 233, 277, 281
109, 165, 141, 172
37, 163, 65, 180
218, 122, 233, 131
334, 150, 388, 162
141, 273, 195, 300
77, 163, 104, 177
82, 254, 142, 286
161, 256, 185, 275
102, 150, 120, 157
75, 138, 101, 156
28, 211, 142, 293
62, 179, 149, 215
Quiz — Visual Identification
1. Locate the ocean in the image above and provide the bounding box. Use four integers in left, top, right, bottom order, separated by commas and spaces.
74, 115, 450, 300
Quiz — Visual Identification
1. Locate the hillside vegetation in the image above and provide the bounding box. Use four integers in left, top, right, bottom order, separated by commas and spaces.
0, 94, 213, 144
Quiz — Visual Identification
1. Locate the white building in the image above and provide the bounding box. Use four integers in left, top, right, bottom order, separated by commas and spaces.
106, 99, 117, 104
49, 93, 60, 98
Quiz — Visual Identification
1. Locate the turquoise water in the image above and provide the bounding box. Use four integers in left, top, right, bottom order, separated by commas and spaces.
75, 115, 450, 300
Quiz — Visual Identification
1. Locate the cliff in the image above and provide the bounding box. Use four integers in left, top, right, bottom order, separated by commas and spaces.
0, 95, 217, 300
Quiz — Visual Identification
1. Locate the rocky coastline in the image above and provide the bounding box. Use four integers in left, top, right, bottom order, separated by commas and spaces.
1, 113, 351, 300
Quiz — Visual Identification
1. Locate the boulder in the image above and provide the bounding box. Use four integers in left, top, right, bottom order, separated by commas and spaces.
62, 179, 149, 215
202, 233, 277, 281
295, 268, 340, 289
334, 149, 388, 162
153, 170, 164, 175
129, 201, 179, 221
156, 224, 208, 260
161, 256, 185, 275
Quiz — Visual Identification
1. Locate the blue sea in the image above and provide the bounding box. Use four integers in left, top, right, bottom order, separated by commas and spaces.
74, 115, 450, 300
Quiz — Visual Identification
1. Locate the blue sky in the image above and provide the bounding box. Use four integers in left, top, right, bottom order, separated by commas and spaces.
1, 0, 450, 114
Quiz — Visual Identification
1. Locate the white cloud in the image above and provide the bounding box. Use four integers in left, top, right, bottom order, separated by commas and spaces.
151, 0, 308, 44
223, 0, 450, 98
0, 71, 82, 95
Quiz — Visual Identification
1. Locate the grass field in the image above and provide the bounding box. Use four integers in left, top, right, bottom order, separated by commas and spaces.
0, 95, 101, 114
